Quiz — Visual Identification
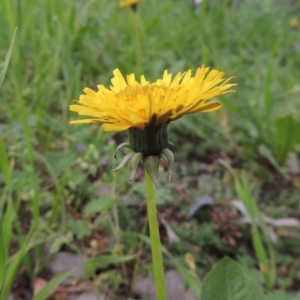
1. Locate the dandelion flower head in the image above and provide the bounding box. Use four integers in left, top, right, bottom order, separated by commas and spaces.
119, 0, 140, 8
290, 17, 298, 29
69, 66, 235, 132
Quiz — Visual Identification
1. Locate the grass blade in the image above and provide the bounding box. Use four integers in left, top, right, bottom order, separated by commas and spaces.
0, 137, 10, 186
1, 225, 35, 299
32, 268, 75, 300
0, 215, 7, 289
0, 28, 17, 89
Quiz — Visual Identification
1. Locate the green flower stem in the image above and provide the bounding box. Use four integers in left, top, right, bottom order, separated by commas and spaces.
145, 170, 167, 300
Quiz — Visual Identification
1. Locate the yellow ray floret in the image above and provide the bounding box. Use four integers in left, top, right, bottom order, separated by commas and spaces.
69, 66, 235, 132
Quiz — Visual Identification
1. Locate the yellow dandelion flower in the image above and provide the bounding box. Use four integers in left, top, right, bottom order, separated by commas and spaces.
119, 0, 140, 8
70, 66, 235, 132
290, 17, 298, 29
70, 67, 235, 179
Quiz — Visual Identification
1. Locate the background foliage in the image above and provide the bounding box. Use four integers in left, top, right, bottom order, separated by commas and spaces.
0, 0, 300, 299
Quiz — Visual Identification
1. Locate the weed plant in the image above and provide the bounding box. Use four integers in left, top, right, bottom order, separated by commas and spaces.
0, 0, 300, 299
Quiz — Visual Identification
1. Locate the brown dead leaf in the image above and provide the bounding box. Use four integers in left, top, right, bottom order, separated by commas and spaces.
184, 253, 196, 272
33, 277, 48, 296
159, 217, 180, 244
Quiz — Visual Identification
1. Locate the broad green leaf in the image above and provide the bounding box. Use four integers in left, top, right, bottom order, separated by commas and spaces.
201, 257, 264, 300
258, 144, 288, 179
274, 116, 300, 164
265, 291, 300, 300
0, 28, 17, 89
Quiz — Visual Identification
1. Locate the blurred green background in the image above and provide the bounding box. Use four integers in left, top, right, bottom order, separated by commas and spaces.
0, 0, 300, 299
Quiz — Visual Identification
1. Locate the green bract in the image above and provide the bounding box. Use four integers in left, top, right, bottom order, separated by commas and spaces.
114, 124, 175, 183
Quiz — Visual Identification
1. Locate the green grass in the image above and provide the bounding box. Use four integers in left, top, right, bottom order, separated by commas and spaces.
0, 0, 300, 299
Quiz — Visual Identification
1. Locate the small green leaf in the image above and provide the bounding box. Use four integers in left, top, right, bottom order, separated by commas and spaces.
85, 254, 136, 274
83, 196, 117, 214
201, 257, 264, 300
67, 219, 91, 239
265, 291, 300, 300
